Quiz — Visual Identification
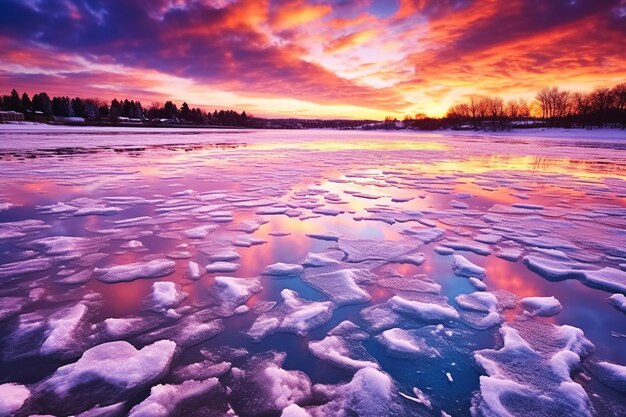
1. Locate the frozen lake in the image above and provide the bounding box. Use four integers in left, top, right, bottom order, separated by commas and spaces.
0, 126, 625, 417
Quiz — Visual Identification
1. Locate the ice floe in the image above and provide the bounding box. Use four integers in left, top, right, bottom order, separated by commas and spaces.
213, 276, 262, 306
128, 378, 225, 417
308, 367, 406, 417
227, 351, 312, 416
263, 262, 304, 276
389, 296, 460, 323
524, 255, 626, 293
145, 281, 187, 312
40, 303, 88, 355
608, 293, 626, 313
205, 261, 239, 273
520, 296, 563, 317
590, 361, 626, 393
94, 259, 176, 283
306, 231, 342, 241
376, 328, 440, 358
303, 268, 372, 305
34, 340, 176, 415
472, 322, 594, 417
337, 238, 424, 264
309, 321, 378, 371
452, 254, 486, 278
248, 289, 333, 341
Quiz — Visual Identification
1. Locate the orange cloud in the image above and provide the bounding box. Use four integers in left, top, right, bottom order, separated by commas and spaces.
0, 0, 624, 119
271, 1, 332, 30
324, 29, 379, 53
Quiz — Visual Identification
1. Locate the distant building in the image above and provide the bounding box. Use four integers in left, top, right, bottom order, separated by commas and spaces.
0, 111, 24, 122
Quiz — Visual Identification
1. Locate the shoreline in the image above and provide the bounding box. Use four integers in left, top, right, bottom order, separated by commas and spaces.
1, 122, 624, 139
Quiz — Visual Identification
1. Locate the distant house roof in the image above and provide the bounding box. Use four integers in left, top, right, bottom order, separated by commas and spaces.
0, 111, 25, 121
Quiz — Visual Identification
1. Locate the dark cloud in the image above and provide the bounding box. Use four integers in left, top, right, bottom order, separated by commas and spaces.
0, 0, 624, 116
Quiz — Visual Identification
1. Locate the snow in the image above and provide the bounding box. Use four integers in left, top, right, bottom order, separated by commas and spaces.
309, 321, 378, 370
73, 206, 123, 216
205, 261, 239, 273
203, 247, 241, 262
469, 277, 488, 291
591, 361, 626, 393
183, 224, 218, 239
227, 218, 268, 233
138, 311, 224, 347
524, 255, 626, 293
122, 239, 144, 249
301, 251, 341, 267
303, 268, 372, 305
263, 262, 304, 276
309, 367, 403, 417
146, 281, 187, 312
456, 291, 498, 312
452, 254, 486, 278
0, 257, 53, 279
104, 317, 147, 338
388, 296, 459, 322
455, 291, 510, 329
401, 227, 445, 244
472, 324, 594, 417
337, 238, 424, 264
171, 360, 231, 383
521, 296, 563, 317
377, 328, 439, 358
0, 383, 30, 416
248, 289, 333, 341
228, 352, 312, 415
442, 240, 491, 255
306, 231, 342, 241
3, 127, 626, 415
27, 236, 98, 256
609, 293, 626, 313
40, 303, 87, 355
496, 247, 522, 262
187, 261, 201, 279
214, 276, 262, 305
94, 259, 176, 283
128, 378, 221, 417
44, 340, 176, 394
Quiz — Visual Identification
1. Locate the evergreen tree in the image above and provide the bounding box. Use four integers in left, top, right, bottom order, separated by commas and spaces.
32, 92, 53, 116
179, 102, 191, 121
163, 101, 177, 119
83, 99, 98, 120
21, 92, 32, 112
71, 97, 85, 118
6, 89, 22, 112
110, 98, 122, 118
122, 99, 132, 117
109, 105, 120, 123
130, 101, 143, 119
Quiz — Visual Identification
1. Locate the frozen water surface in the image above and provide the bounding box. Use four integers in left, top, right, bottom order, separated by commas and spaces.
0, 126, 625, 416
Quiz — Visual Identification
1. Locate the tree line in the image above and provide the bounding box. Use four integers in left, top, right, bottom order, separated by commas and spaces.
443, 82, 626, 130
0, 89, 250, 126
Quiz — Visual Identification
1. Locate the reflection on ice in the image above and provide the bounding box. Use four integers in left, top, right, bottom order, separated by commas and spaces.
0, 127, 625, 416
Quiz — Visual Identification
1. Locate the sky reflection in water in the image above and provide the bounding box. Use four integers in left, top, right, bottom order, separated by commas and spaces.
0, 128, 625, 416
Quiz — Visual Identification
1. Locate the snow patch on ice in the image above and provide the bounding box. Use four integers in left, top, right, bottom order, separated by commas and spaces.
94, 259, 176, 283
521, 296, 562, 317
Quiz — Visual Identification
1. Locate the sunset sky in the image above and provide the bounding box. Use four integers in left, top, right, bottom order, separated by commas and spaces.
1, 0, 625, 119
